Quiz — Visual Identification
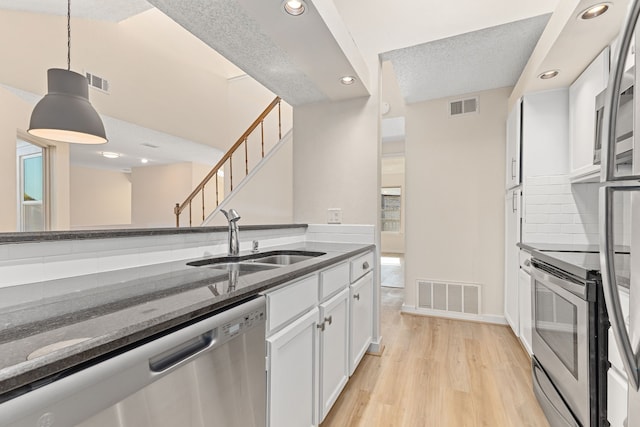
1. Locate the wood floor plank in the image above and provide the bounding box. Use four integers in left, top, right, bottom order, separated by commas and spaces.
321, 288, 550, 427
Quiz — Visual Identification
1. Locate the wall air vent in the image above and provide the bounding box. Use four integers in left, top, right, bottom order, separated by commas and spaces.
85, 72, 109, 93
417, 279, 481, 318
449, 96, 478, 116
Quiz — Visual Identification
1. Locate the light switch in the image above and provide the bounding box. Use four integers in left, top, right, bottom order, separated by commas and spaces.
327, 208, 342, 224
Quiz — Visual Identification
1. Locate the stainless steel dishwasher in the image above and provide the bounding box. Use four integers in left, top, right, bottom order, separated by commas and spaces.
1, 296, 266, 427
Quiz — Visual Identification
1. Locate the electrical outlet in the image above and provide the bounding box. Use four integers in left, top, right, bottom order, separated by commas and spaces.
327, 208, 342, 224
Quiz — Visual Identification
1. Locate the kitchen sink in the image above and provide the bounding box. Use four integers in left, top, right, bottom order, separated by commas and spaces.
244, 254, 317, 265
186, 250, 325, 268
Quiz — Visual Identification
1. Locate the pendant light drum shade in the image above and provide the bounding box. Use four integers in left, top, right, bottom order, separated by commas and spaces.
28, 68, 107, 144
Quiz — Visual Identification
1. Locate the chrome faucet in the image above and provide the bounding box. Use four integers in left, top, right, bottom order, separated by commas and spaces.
221, 209, 241, 256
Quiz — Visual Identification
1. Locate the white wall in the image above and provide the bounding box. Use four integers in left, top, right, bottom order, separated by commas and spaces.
70, 166, 132, 229
404, 87, 509, 317
207, 134, 293, 226
292, 96, 379, 226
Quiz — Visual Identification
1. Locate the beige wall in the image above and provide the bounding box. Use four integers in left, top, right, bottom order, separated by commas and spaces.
292, 96, 379, 226
70, 166, 131, 228
381, 61, 406, 118
0, 9, 231, 150
404, 87, 508, 317
131, 162, 210, 228
0, 88, 71, 232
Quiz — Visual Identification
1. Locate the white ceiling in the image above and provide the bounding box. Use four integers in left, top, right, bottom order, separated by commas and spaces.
5, 85, 223, 172
0, 0, 152, 22
146, 0, 371, 106
382, 14, 551, 104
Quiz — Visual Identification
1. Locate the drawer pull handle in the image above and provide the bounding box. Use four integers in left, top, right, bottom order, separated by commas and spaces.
324, 316, 332, 326
362, 261, 370, 270
353, 293, 360, 301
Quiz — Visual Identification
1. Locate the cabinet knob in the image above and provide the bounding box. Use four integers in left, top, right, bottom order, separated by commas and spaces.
317, 323, 325, 331
353, 293, 360, 301
362, 261, 370, 270
324, 316, 332, 326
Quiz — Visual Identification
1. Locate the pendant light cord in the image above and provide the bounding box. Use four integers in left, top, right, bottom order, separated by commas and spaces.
67, 0, 71, 70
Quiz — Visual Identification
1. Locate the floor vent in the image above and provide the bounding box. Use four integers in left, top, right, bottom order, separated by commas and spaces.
417, 279, 481, 316
86, 72, 109, 93
449, 97, 478, 116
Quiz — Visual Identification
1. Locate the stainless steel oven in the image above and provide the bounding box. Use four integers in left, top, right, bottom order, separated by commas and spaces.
530, 258, 606, 427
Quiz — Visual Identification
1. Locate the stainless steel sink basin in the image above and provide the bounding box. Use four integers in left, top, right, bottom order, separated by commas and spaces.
186, 250, 325, 269
207, 262, 279, 274
245, 254, 317, 265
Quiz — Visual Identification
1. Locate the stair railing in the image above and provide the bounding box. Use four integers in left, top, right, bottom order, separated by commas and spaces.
174, 96, 282, 227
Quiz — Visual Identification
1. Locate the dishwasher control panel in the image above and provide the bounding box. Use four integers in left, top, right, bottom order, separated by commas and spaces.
222, 307, 265, 339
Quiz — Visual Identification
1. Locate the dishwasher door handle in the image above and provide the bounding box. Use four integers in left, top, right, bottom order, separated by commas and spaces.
149, 330, 216, 373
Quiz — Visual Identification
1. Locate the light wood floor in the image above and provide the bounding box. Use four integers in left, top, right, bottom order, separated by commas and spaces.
321, 288, 550, 427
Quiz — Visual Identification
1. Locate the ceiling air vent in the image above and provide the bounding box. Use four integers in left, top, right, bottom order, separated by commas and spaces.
449, 96, 478, 117
86, 72, 109, 93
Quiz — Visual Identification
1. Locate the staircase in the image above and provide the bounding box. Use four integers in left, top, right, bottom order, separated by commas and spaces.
174, 96, 289, 227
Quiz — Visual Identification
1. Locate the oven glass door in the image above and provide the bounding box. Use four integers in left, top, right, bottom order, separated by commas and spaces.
531, 266, 590, 426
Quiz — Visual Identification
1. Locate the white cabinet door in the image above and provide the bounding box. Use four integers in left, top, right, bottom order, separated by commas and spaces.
267, 308, 319, 427
506, 100, 522, 189
608, 368, 629, 427
569, 47, 609, 180
504, 190, 521, 336
518, 267, 532, 355
318, 288, 349, 423
349, 271, 373, 376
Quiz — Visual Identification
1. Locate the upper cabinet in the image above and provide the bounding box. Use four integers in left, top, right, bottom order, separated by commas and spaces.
569, 47, 610, 182
506, 99, 522, 190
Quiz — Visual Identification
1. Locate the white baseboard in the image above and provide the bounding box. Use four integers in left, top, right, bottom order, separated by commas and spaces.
367, 336, 383, 354
401, 304, 507, 325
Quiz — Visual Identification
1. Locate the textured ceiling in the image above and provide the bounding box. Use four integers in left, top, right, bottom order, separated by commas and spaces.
147, 0, 370, 106
382, 14, 551, 104
5, 85, 223, 172
0, 0, 152, 22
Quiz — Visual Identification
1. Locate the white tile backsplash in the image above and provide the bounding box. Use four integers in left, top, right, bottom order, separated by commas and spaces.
524, 175, 600, 244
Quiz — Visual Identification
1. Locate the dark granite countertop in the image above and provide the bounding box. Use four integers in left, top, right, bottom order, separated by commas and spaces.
0, 241, 374, 399
0, 224, 307, 244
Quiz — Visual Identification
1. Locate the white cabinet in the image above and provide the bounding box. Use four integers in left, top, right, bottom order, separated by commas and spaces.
569, 47, 609, 181
506, 99, 522, 190
518, 267, 532, 355
267, 308, 319, 427
349, 271, 373, 376
608, 368, 629, 427
504, 190, 521, 336
318, 288, 349, 423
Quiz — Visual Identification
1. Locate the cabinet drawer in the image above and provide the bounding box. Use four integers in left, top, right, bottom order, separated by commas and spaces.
350, 251, 374, 283
266, 275, 318, 333
319, 262, 349, 301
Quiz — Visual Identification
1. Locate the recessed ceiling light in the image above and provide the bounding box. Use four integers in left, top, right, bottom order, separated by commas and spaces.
141, 158, 149, 164
579, 3, 610, 20
538, 70, 559, 80
101, 151, 120, 159
340, 76, 356, 85
283, 0, 305, 16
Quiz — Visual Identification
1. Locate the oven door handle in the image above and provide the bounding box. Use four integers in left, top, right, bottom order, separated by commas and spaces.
530, 266, 589, 301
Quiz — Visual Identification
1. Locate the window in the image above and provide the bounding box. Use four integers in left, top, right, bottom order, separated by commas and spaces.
381, 187, 401, 232
17, 139, 48, 231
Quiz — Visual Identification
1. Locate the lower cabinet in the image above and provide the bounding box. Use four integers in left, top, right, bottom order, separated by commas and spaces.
265, 252, 375, 427
349, 271, 373, 376
518, 267, 532, 355
318, 288, 349, 423
267, 308, 319, 427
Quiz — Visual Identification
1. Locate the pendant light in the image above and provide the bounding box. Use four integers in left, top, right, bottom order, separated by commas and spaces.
28, 0, 107, 144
